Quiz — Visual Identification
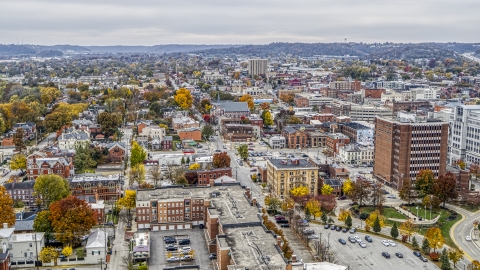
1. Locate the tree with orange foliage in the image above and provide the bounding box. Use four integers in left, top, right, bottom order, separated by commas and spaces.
279, 93, 295, 105
49, 196, 96, 246
239, 94, 254, 111
213, 152, 231, 168
0, 186, 15, 227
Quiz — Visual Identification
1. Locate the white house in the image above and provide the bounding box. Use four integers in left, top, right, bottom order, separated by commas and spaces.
337, 144, 374, 166
269, 136, 286, 149
139, 126, 165, 139
58, 127, 90, 150
0, 224, 45, 269
85, 230, 107, 265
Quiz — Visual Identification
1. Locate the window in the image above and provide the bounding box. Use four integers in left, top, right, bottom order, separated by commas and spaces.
29, 242, 33, 247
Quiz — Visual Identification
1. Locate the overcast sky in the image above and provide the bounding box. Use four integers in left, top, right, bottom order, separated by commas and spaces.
1, 0, 479, 45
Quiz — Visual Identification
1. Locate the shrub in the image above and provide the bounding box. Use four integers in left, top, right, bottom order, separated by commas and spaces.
365, 224, 371, 232
429, 252, 439, 261
359, 212, 370, 220
401, 235, 408, 242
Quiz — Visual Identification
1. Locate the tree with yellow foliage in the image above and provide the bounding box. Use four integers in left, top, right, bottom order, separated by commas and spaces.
239, 94, 254, 111
338, 208, 350, 222
448, 248, 464, 268
290, 186, 309, 197
304, 198, 321, 219
117, 190, 136, 215
62, 246, 73, 257
365, 210, 385, 228
39, 246, 59, 263
189, 163, 201, 170
281, 196, 295, 212
321, 184, 334, 195
159, 124, 169, 130
342, 178, 354, 195
174, 88, 193, 109
40, 87, 62, 105
425, 227, 444, 252
399, 219, 417, 241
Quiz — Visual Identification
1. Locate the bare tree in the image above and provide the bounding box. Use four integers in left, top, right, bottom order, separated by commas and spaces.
349, 178, 372, 206
122, 256, 134, 270
370, 182, 386, 209
313, 239, 339, 263
149, 164, 162, 187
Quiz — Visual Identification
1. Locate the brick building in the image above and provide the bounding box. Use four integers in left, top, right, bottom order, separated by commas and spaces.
282, 127, 308, 149
184, 167, 233, 186
294, 96, 309, 107
69, 174, 122, 203
373, 113, 449, 190
27, 152, 73, 180
339, 122, 374, 143
178, 128, 202, 141
384, 100, 432, 114
106, 142, 126, 163
4, 181, 36, 206
266, 158, 319, 198
325, 133, 351, 153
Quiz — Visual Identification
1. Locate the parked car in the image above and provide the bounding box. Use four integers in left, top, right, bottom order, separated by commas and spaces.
413, 251, 421, 257
330, 225, 336, 230
358, 241, 367, 248
209, 253, 217, 259
178, 239, 190, 245
342, 228, 348, 233
382, 252, 390, 259
348, 237, 356, 243
164, 238, 176, 244
167, 257, 180, 262
276, 219, 288, 224
349, 228, 356, 234
166, 246, 178, 251
365, 236, 372, 242
324, 224, 330, 229
466, 236, 472, 241
335, 226, 342, 231
388, 240, 396, 246
179, 246, 191, 252
354, 236, 361, 242
307, 234, 319, 239
338, 238, 346, 245
280, 223, 290, 228
181, 255, 194, 261
395, 252, 403, 258
302, 229, 315, 235
419, 256, 428, 262
387, 195, 397, 199
381, 240, 390, 246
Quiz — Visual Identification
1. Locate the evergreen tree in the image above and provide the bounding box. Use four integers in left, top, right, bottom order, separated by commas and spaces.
181, 157, 185, 164
186, 156, 190, 164
440, 248, 451, 270
321, 212, 328, 224
304, 207, 311, 220
327, 217, 334, 224
345, 215, 353, 228
390, 222, 399, 239
422, 237, 431, 254
373, 216, 381, 233
412, 236, 419, 250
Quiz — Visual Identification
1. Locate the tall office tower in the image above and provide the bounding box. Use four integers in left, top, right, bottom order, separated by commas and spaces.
449, 105, 480, 165
247, 59, 268, 76
373, 113, 448, 190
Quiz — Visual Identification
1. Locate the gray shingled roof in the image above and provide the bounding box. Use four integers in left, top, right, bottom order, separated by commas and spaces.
14, 220, 34, 232
219, 102, 249, 112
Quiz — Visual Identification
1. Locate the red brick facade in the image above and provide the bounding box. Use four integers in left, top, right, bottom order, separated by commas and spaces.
179, 129, 202, 141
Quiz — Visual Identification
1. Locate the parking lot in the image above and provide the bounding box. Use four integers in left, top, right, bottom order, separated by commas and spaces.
297, 223, 439, 270
149, 229, 212, 270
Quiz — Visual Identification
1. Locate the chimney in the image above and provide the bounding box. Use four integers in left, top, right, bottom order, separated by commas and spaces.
3, 223, 8, 229
245, 187, 251, 200
252, 197, 257, 206
276, 236, 282, 247
291, 254, 297, 262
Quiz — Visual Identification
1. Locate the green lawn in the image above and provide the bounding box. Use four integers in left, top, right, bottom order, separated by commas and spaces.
359, 206, 408, 226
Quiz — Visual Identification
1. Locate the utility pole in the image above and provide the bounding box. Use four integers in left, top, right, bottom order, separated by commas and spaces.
34, 232, 39, 270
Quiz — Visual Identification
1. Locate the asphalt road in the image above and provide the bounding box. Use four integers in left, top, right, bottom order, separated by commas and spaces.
450, 205, 480, 268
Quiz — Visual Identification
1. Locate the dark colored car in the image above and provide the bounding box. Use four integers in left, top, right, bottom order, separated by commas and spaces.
395, 252, 403, 258
365, 236, 372, 242
336, 226, 342, 231
275, 215, 285, 220
324, 224, 330, 229
338, 238, 346, 245
342, 228, 349, 233
280, 223, 290, 228
164, 238, 176, 244
209, 253, 217, 259
413, 251, 421, 257
276, 219, 288, 224
382, 252, 390, 259
330, 225, 336, 230
338, 196, 347, 200
166, 246, 177, 251
419, 256, 428, 262
178, 239, 190, 245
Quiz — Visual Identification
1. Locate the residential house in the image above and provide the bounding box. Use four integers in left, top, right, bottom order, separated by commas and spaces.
322, 178, 342, 196
12, 122, 36, 139
0, 251, 9, 270
0, 227, 45, 269
139, 126, 165, 139
14, 212, 36, 234
178, 128, 202, 141
90, 201, 105, 225
58, 127, 91, 150
325, 133, 351, 153
85, 230, 107, 265
26, 152, 73, 180
161, 136, 173, 150
3, 181, 36, 207
106, 142, 126, 164
184, 167, 233, 186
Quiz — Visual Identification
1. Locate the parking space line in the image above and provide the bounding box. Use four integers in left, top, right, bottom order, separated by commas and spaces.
364, 255, 376, 266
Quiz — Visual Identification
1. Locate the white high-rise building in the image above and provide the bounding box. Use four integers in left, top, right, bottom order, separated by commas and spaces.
448, 105, 480, 165
247, 59, 268, 76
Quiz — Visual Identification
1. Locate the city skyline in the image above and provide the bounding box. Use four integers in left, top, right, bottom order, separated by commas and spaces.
1, 0, 479, 46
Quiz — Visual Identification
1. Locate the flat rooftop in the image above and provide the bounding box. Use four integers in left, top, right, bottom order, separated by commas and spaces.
218, 226, 287, 269
207, 186, 261, 226
136, 184, 246, 202
269, 158, 316, 169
